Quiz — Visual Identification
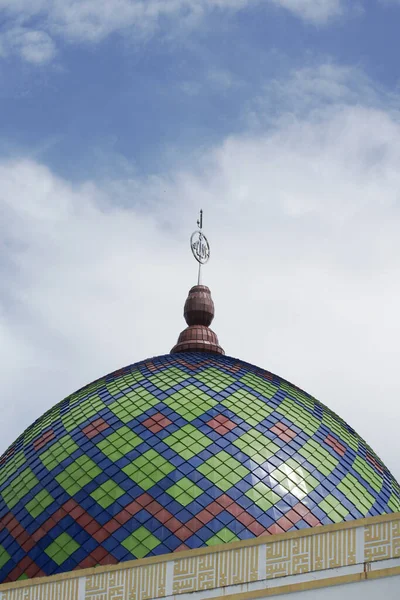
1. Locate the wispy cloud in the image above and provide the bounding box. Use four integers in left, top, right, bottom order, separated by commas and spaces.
1, 63, 400, 483
0, 27, 56, 64
0, 0, 346, 64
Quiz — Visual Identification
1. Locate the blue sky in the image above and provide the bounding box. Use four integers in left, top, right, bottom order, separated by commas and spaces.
2, 0, 400, 481
2, 1, 400, 181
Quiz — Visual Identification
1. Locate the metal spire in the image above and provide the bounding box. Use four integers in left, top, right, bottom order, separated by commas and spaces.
190, 209, 210, 285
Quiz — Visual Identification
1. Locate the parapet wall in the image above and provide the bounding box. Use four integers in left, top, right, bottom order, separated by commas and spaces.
0, 512, 399, 600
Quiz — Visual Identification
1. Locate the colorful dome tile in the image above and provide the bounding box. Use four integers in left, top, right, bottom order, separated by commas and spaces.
0, 351, 399, 582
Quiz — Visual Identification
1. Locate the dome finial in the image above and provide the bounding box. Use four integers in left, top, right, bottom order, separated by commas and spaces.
171, 211, 224, 355
191, 209, 210, 286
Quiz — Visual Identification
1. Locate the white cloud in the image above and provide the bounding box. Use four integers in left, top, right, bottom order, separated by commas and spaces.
271, 0, 343, 23
0, 27, 56, 64
0, 0, 346, 63
1, 63, 400, 486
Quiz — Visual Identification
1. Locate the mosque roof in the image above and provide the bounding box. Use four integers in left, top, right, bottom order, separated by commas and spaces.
0, 218, 398, 583
0, 345, 399, 581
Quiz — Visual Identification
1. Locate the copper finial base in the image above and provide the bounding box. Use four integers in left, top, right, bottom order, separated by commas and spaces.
171, 285, 224, 355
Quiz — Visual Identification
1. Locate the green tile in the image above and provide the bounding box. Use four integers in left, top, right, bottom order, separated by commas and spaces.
280, 381, 316, 411
240, 372, 277, 399
167, 477, 203, 506
194, 368, 236, 392
319, 494, 349, 523
197, 451, 249, 491
2, 468, 39, 509
299, 440, 338, 475
91, 480, 125, 508
388, 491, 400, 512
0, 545, 11, 569
55, 455, 101, 495
222, 391, 273, 426
164, 424, 212, 460
122, 450, 175, 490
207, 528, 239, 546
122, 527, 160, 558
0, 451, 26, 488
337, 474, 375, 516
62, 395, 106, 432
148, 367, 191, 391
26, 489, 54, 518
97, 426, 142, 461
233, 430, 279, 464
322, 412, 358, 451
353, 456, 383, 493
245, 482, 280, 511
40, 435, 79, 471
164, 386, 217, 421
45, 533, 79, 566
276, 399, 320, 436
109, 388, 158, 423
271, 460, 318, 501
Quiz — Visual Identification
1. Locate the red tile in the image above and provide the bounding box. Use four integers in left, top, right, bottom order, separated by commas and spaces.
77, 556, 98, 569
303, 513, 321, 527
69, 506, 85, 520
32, 527, 48, 543
227, 503, 245, 518
90, 547, 109, 562
292, 503, 309, 518
175, 544, 189, 552
207, 502, 224, 517
123, 501, 141, 517
276, 516, 293, 532
196, 509, 214, 525
270, 422, 297, 442
207, 415, 236, 434
114, 510, 132, 525
174, 526, 192, 542
325, 434, 346, 457
267, 524, 285, 535
237, 513, 255, 527
147, 500, 163, 515
136, 493, 153, 507
285, 509, 302, 525
216, 494, 234, 508
100, 555, 118, 566
142, 413, 172, 433
186, 517, 203, 533
83, 418, 110, 439
7, 565, 24, 580
85, 521, 102, 536
93, 529, 110, 544
103, 520, 120, 534
366, 452, 383, 473
247, 522, 267, 536
165, 517, 183, 534
34, 429, 56, 451
76, 513, 92, 527
154, 508, 173, 525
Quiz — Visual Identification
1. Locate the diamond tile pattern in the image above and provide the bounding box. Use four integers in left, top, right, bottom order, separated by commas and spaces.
0, 352, 399, 583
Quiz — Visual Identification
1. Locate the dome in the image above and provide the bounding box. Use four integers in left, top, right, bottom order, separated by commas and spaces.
0, 351, 399, 582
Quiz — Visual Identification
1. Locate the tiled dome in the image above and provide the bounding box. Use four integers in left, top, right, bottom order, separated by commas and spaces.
0, 352, 399, 582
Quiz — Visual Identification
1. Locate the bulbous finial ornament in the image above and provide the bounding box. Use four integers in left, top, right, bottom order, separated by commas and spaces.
170, 211, 224, 355
184, 285, 214, 327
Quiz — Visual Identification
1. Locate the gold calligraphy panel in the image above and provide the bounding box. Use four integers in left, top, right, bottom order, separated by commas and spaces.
266, 529, 356, 579
172, 546, 259, 594
1, 579, 78, 600
365, 520, 400, 562
84, 563, 166, 600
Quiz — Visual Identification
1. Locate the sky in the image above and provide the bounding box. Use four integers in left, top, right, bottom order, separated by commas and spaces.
1, 0, 400, 483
